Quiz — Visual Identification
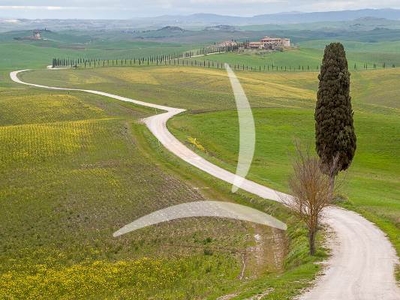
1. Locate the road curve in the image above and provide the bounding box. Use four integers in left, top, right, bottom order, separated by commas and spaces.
10, 69, 400, 299
298, 207, 400, 300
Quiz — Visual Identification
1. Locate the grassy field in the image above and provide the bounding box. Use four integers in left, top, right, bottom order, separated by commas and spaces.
188, 49, 325, 71
168, 68, 400, 261
22, 65, 400, 275
0, 41, 194, 70
0, 66, 331, 299
4, 26, 400, 71
20, 67, 236, 111
0, 29, 198, 70
3, 24, 400, 297
186, 45, 400, 71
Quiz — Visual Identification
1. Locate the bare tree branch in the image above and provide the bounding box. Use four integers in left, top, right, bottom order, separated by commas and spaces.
284, 146, 334, 255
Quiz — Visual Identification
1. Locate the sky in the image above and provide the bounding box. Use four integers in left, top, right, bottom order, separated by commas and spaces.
0, 0, 399, 19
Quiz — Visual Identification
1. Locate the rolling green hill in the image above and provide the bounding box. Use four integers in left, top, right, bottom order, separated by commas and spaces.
0, 29, 196, 70
22, 64, 400, 273
168, 68, 400, 261
0, 66, 326, 299
1, 24, 400, 298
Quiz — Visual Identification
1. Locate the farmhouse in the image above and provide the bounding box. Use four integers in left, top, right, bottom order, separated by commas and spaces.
247, 36, 291, 50
261, 36, 290, 47
249, 42, 262, 49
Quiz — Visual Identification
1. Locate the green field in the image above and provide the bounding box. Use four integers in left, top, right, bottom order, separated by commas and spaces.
169, 68, 400, 259
1, 68, 327, 298
21, 64, 400, 264
184, 43, 400, 71
1, 24, 400, 298
0, 84, 286, 299
0, 29, 198, 70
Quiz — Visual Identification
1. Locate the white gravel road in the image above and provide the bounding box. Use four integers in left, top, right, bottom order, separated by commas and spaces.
10, 68, 400, 299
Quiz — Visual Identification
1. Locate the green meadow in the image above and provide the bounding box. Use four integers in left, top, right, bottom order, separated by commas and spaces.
2, 78, 318, 299
0, 38, 330, 299
1, 25, 400, 298
22, 63, 400, 263
188, 42, 400, 71
170, 68, 400, 259
0, 29, 197, 70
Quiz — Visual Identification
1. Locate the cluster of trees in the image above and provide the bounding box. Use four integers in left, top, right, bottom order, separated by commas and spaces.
288, 42, 356, 255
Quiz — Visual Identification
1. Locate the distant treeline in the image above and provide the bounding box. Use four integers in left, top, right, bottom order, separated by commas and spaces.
52, 56, 321, 72
51, 45, 240, 69
52, 54, 395, 72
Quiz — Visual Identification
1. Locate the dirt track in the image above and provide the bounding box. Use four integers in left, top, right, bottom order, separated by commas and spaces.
10, 68, 400, 299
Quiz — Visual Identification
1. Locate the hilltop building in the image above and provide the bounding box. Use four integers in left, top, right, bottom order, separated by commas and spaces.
247, 36, 291, 50
261, 36, 291, 47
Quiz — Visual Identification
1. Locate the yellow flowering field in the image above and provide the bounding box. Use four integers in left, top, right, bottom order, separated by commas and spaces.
0, 89, 259, 299
0, 119, 105, 166
0, 258, 184, 299
0, 93, 106, 126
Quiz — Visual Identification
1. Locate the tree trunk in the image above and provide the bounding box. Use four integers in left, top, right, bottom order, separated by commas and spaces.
309, 229, 317, 256
329, 174, 335, 192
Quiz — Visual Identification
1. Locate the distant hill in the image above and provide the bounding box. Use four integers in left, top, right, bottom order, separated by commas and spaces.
1, 9, 400, 32
252, 9, 400, 24
144, 9, 400, 26
157, 26, 185, 32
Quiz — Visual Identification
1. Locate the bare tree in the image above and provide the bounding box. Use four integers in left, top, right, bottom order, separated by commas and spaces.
286, 149, 335, 255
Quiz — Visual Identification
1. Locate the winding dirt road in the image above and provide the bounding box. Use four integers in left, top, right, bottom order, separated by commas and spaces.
10, 69, 400, 299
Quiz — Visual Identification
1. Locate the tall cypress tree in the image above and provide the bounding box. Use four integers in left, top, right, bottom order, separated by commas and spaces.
315, 42, 356, 181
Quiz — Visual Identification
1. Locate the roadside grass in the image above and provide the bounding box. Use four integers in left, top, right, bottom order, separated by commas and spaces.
0, 85, 248, 299
21, 66, 318, 112
0, 73, 323, 299
170, 106, 400, 257
0, 88, 153, 124
137, 121, 329, 299
22, 65, 400, 254
9, 64, 400, 297
167, 68, 400, 263
20, 67, 236, 111
2, 27, 400, 297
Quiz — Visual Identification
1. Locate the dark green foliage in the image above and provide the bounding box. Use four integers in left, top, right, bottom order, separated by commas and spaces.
315, 42, 356, 177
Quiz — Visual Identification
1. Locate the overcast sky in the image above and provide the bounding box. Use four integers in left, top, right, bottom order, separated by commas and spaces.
0, 0, 399, 19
